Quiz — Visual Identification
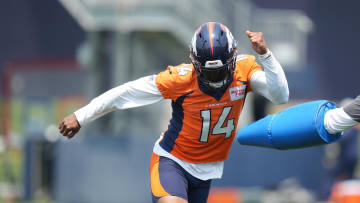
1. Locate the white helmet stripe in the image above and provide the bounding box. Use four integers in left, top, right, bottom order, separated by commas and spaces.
191, 32, 198, 56
224, 26, 235, 52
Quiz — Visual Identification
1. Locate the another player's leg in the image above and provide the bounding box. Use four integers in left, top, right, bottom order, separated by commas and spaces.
149, 154, 189, 203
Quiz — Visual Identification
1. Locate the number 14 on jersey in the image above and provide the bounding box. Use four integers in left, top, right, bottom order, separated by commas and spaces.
199, 106, 235, 142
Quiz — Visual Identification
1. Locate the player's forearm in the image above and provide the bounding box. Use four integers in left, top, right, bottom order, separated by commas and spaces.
75, 75, 163, 126
258, 50, 289, 104
250, 50, 289, 104
74, 88, 119, 126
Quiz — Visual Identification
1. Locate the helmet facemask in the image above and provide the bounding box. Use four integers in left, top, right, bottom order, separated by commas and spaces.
190, 48, 237, 89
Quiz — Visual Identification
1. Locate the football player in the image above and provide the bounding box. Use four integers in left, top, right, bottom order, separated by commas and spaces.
59, 22, 289, 203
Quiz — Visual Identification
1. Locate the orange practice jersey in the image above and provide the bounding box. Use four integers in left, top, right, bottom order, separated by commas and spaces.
155, 55, 262, 163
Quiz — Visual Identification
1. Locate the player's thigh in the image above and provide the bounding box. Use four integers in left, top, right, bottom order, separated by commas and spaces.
149, 154, 189, 203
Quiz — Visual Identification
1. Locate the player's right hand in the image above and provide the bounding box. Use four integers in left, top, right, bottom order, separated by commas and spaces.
59, 113, 81, 139
245, 30, 268, 55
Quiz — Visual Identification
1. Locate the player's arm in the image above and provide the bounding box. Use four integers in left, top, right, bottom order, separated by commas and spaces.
246, 31, 289, 104
324, 95, 360, 134
58, 75, 163, 139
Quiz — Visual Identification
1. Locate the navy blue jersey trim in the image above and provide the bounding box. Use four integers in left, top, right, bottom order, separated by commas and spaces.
160, 91, 193, 153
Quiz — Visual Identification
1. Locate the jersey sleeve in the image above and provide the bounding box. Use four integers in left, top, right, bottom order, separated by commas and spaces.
249, 56, 262, 78
155, 65, 194, 101
247, 57, 262, 91
234, 55, 262, 92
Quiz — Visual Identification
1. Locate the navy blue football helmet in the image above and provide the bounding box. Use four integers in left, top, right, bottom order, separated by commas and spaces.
190, 22, 238, 89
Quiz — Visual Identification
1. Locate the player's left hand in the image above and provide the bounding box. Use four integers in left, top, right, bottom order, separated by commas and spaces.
246, 30, 268, 55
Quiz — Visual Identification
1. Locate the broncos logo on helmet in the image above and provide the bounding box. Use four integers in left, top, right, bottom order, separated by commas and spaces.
190, 22, 238, 89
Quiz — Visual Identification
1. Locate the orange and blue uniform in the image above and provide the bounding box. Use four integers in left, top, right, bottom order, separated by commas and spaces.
72, 22, 288, 203
155, 55, 261, 163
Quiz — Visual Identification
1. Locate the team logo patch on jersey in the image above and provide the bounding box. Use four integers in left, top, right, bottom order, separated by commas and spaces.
177, 67, 192, 76
229, 85, 246, 101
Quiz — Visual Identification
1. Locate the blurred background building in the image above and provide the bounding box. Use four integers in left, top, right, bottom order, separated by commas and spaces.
0, 0, 360, 202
